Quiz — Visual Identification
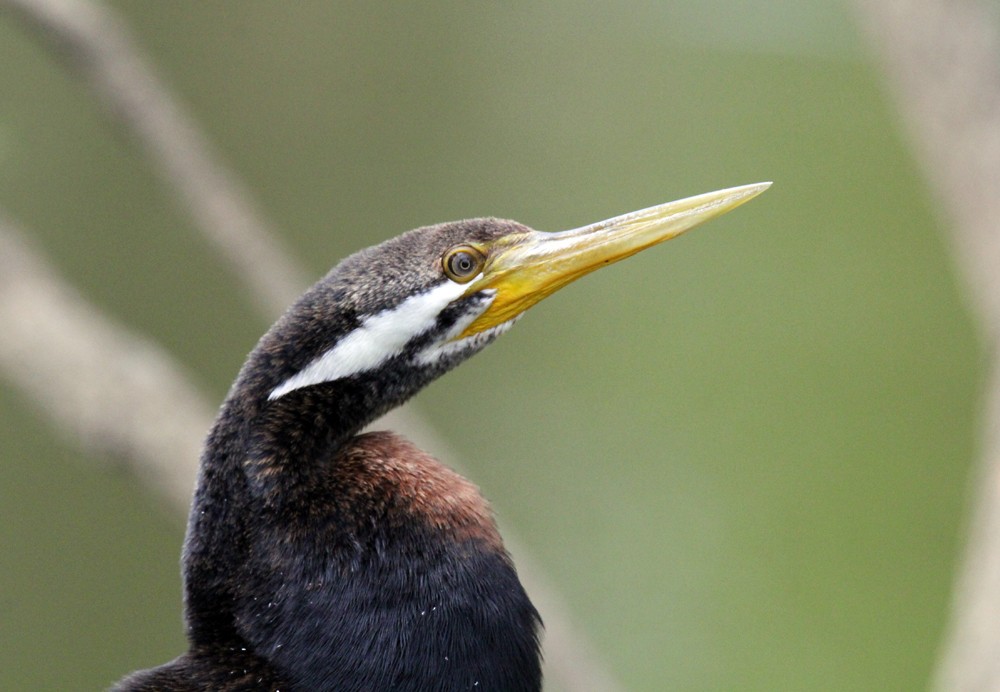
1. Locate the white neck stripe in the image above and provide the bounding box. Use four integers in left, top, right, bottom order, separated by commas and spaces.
268, 279, 475, 400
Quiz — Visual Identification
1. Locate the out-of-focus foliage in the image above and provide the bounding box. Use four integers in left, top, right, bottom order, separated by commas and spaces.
0, 2, 980, 689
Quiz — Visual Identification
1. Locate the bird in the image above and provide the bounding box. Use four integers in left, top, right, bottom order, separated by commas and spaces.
113, 182, 769, 691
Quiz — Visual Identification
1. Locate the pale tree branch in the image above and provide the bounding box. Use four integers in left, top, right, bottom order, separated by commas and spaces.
1, 0, 308, 316
854, 1, 1000, 689
0, 0, 622, 689
0, 213, 207, 510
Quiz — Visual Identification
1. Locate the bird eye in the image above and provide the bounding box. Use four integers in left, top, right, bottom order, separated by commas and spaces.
442, 245, 485, 283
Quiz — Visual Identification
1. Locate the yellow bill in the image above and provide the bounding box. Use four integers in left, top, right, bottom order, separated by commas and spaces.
459, 182, 771, 338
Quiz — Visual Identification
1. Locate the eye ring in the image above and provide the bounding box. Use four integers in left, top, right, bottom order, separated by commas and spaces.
442, 245, 485, 283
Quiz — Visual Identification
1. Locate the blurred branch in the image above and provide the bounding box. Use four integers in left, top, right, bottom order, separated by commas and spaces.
0, 212, 207, 509
1, 0, 308, 316
1, 0, 622, 689
854, 1, 1000, 689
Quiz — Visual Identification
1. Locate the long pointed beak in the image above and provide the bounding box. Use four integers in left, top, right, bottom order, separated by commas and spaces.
460, 182, 771, 338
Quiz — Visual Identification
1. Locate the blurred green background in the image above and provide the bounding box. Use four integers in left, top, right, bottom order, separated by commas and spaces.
0, 1, 982, 689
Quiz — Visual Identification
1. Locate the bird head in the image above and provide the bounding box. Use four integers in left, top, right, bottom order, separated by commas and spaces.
261, 182, 770, 404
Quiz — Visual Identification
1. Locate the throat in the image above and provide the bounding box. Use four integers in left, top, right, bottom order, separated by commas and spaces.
236, 362, 441, 499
